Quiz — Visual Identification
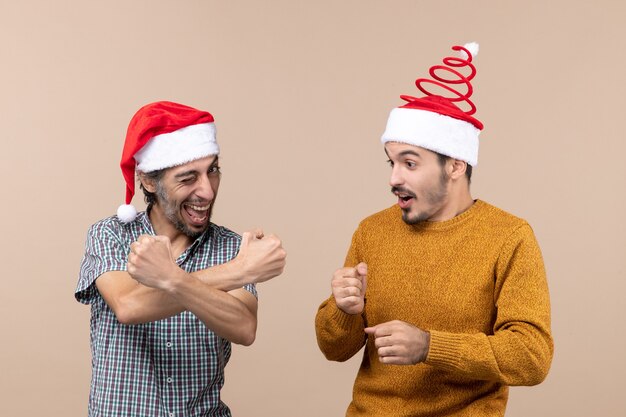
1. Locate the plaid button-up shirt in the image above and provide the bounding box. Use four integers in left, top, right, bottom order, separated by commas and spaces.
76, 212, 256, 417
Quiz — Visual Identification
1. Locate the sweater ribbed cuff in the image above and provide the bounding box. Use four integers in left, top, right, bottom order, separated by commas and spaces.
425, 330, 463, 371
329, 300, 363, 331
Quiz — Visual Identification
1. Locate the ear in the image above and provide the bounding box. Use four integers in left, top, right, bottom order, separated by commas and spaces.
138, 172, 157, 193
449, 159, 467, 181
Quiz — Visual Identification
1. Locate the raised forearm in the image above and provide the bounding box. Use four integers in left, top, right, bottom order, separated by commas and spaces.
96, 271, 185, 324
122, 232, 280, 341
189, 258, 247, 292
99, 261, 251, 325
190, 230, 287, 291
165, 269, 257, 345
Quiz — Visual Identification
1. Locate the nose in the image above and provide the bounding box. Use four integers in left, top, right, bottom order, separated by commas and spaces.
194, 174, 216, 201
389, 165, 404, 188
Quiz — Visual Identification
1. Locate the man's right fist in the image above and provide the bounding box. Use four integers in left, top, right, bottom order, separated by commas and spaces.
235, 229, 287, 284
332, 262, 367, 315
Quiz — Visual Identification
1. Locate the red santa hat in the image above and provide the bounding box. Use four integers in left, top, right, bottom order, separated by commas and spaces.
117, 101, 219, 223
381, 42, 483, 166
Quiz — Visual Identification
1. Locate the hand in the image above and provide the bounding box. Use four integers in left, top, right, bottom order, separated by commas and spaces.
127, 235, 181, 290
364, 320, 430, 365
234, 229, 287, 284
332, 262, 367, 315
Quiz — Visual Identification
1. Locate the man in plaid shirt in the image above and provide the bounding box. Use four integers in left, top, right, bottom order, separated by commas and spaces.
76, 101, 286, 417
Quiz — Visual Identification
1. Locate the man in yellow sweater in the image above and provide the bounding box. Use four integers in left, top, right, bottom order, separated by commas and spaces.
315, 43, 553, 416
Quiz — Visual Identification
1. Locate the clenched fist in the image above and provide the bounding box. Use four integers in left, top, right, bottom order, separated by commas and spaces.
364, 320, 430, 365
127, 234, 180, 289
234, 229, 287, 285
332, 262, 367, 315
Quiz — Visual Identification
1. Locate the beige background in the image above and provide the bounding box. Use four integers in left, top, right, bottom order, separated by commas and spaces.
1, 1, 624, 415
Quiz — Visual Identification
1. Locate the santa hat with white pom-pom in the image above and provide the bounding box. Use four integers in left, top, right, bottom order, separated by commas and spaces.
381, 42, 484, 166
117, 101, 219, 223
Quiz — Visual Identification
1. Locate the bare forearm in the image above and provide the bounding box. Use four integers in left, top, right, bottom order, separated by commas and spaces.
134, 260, 250, 321
166, 269, 257, 345
190, 230, 287, 291
96, 264, 247, 324
96, 271, 184, 324
117, 284, 185, 324
190, 258, 248, 292
110, 261, 250, 324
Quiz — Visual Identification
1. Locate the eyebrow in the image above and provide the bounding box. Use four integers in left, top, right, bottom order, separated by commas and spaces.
385, 149, 422, 159
398, 150, 422, 158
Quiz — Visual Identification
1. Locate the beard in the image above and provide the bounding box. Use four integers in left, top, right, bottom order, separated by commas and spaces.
155, 182, 214, 239
394, 167, 449, 225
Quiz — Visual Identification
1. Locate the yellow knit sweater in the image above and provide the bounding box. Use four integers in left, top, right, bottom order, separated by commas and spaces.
315, 200, 553, 417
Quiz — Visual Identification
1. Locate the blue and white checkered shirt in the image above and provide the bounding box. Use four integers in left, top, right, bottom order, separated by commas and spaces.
76, 212, 256, 417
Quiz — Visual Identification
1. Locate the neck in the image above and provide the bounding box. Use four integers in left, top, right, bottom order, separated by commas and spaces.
429, 185, 474, 222
147, 204, 194, 257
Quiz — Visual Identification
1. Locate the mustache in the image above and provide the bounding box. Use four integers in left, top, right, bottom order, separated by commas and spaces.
391, 186, 416, 198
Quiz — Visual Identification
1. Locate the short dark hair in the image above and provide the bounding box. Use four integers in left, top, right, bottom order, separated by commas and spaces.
138, 168, 166, 206
435, 153, 472, 183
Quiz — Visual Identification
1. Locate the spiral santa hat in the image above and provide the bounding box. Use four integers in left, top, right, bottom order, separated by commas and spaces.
381, 42, 483, 166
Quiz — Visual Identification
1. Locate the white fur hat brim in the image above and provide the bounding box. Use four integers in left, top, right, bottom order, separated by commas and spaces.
135, 122, 219, 173
381, 108, 480, 166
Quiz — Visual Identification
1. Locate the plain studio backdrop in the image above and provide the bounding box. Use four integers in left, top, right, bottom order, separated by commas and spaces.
1, 1, 624, 416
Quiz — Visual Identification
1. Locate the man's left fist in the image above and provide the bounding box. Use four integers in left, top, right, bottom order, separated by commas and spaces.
364, 320, 430, 365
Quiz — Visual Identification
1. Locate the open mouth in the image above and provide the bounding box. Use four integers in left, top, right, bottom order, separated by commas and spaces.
182, 202, 210, 226
394, 192, 415, 209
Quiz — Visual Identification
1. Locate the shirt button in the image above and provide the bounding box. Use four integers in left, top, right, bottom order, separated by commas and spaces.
169, 413, 174, 417
166, 342, 173, 348
167, 377, 173, 383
